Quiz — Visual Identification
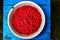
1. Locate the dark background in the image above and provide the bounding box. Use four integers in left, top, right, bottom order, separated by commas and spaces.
0, 0, 60, 40
51, 0, 60, 40
0, 0, 3, 40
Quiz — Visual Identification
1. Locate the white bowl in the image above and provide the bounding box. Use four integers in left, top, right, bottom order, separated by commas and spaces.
8, 1, 45, 39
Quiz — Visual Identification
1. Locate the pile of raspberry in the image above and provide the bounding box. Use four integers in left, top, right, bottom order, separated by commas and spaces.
11, 5, 42, 35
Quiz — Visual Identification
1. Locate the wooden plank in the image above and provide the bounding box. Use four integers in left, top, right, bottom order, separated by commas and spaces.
4, 0, 50, 6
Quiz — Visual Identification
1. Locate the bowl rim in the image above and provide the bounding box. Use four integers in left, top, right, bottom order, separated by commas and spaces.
7, 1, 45, 39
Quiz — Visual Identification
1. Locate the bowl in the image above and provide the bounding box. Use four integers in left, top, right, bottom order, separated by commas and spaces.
8, 1, 45, 39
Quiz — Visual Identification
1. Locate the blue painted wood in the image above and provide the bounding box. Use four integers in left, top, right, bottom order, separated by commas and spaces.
4, 0, 50, 6
41, 6, 50, 19
43, 19, 50, 32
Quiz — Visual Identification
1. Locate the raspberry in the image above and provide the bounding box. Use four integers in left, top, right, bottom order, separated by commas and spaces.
11, 5, 42, 35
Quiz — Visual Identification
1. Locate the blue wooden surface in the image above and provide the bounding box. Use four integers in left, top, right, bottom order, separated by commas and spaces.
4, 0, 50, 6
3, 0, 50, 40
